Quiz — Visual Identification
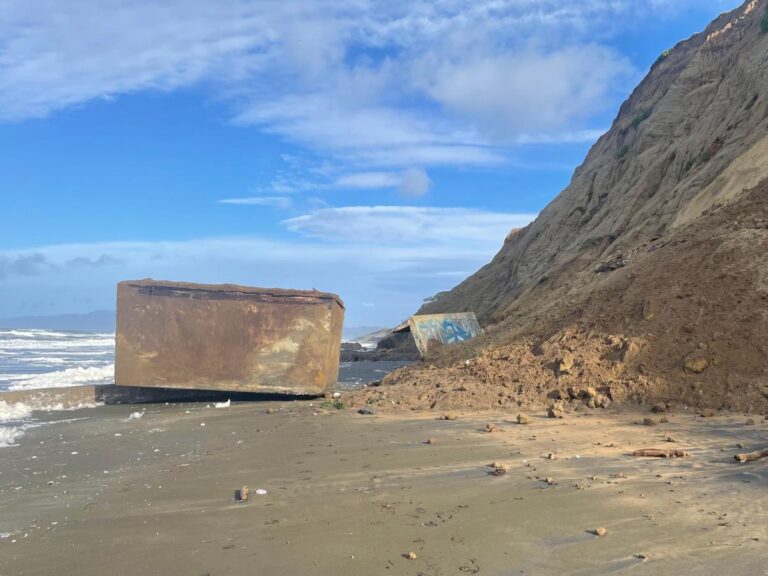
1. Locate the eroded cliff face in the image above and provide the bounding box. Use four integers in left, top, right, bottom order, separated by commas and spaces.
421, 0, 768, 326
364, 1, 768, 412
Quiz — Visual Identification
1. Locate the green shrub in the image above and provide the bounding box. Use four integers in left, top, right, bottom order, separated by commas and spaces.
617, 144, 630, 159
631, 109, 652, 129
763, 4, 768, 33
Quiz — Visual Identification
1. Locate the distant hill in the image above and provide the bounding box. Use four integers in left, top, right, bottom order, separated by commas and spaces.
342, 326, 387, 342
0, 311, 116, 333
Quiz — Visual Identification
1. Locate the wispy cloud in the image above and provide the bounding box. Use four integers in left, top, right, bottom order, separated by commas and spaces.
0, 0, 711, 175
219, 196, 293, 208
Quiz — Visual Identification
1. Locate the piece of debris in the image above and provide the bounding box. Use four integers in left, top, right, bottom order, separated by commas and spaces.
593, 527, 607, 537
358, 407, 377, 416
734, 447, 768, 463
548, 403, 564, 419
485, 423, 497, 433
631, 449, 689, 458
426, 437, 437, 445
517, 413, 530, 425
683, 355, 709, 374
214, 399, 231, 409
642, 418, 657, 426
406, 552, 417, 561
255, 489, 267, 496
236, 486, 249, 502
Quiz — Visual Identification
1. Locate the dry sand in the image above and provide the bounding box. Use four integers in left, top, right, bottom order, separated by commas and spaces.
1, 401, 766, 575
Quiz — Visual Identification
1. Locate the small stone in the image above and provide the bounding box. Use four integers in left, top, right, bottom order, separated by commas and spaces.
517, 413, 530, 425
358, 407, 377, 416
406, 552, 417, 561
545, 477, 556, 485
557, 354, 575, 375
443, 413, 458, 421
700, 409, 716, 418
566, 387, 579, 400
485, 423, 497, 433
490, 461, 506, 470
594, 527, 607, 537
684, 356, 709, 374
547, 453, 556, 460
651, 402, 668, 414
744, 418, 755, 426
660, 417, 669, 424
426, 438, 436, 445
493, 467, 507, 476
584, 386, 598, 399
642, 418, 657, 426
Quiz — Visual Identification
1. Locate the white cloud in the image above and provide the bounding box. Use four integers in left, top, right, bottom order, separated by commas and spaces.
332, 168, 431, 197
219, 196, 292, 208
399, 168, 431, 197
283, 206, 535, 244
1, 0, 716, 173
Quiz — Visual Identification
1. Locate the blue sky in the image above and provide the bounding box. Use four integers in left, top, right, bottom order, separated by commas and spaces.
0, 0, 741, 327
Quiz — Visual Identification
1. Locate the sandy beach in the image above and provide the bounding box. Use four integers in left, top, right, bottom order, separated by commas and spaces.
1, 400, 766, 576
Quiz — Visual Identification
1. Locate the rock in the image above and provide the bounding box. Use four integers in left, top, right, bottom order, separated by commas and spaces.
584, 386, 598, 399
544, 477, 557, 485
700, 408, 717, 418
358, 407, 377, 416
566, 387, 579, 400
547, 389, 566, 400
493, 467, 507, 476
651, 402, 668, 414
595, 394, 611, 409
548, 406, 564, 419
745, 418, 755, 425
490, 461, 506, 470
517, 413, 530, 425
547, 453, 556, 460
642, 418, 657, 426
684, 355, 709, 374
236, 486, 249, 502
642, 298, 656, 321
594, 527, 607, 537
406, 552, 417, 561
660, 416, 669, 424
426, 437, 436, 445
442, 413, 458, 421
485, 423, 497, 433
557, 354, 575, 375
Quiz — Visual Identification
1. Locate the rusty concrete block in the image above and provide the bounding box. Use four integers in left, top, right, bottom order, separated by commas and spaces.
115, 280, 344, 395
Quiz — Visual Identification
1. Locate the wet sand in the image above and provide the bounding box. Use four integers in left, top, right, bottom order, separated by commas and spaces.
1, 402, 766, 575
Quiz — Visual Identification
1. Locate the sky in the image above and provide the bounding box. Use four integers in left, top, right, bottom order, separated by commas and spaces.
0, 0, 741, 328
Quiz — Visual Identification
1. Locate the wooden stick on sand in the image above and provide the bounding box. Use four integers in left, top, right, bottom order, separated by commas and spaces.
734, 448, 768, 463
631, 449, 689, 458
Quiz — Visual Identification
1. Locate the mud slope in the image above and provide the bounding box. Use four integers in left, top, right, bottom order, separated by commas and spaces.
366, 1, 768, 412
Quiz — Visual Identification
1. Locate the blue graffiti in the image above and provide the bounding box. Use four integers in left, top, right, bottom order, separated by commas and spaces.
420, 319, 476, 345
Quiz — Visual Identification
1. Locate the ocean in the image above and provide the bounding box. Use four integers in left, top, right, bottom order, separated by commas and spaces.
0, 329, 114, 448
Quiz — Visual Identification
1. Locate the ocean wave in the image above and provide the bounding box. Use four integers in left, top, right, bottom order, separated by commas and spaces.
0, 400, 34, 421
0, 337, 114, 350
7, 364, 115, 390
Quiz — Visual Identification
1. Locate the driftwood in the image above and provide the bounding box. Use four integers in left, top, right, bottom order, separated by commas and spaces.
631, 449, 689, 458
734, 448, 768, 463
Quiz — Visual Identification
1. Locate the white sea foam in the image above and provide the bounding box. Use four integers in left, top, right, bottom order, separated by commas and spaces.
7, 364, 114, 390
0, 426, 25, 447
0, 400, 33, 421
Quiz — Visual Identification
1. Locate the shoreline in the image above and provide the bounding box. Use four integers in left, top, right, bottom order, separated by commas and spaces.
1, 399, 766, 575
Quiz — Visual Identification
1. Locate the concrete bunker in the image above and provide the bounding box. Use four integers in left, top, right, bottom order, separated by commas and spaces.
115, 280, 344, 396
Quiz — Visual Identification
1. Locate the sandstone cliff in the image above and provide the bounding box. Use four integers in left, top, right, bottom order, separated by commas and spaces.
359, 1, 768, 412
